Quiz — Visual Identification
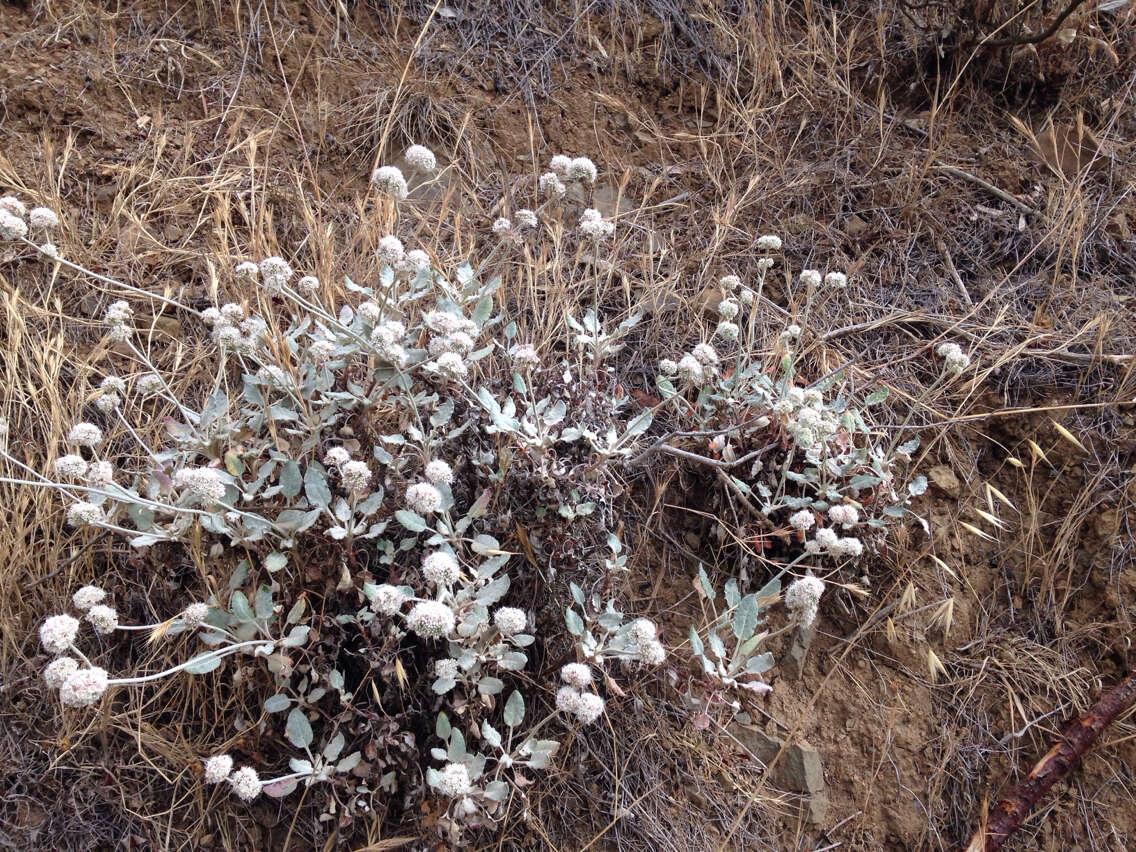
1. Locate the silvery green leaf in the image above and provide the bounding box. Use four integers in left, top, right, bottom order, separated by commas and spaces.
656, 376, 677, 399
395, 510, 427, 532
848, 473, 881, 490
276, 508, 320, 534
623, 410, 652, 438
447, 728, 466, 761
129, 533, 165, 548
432, 676, 456, 694
907, 475, 928, 496
323, 732, 345, 762
484, 780, 509, 801
264, 694, 292, 713
262, 778, 298, 798
708, 632, 727, 660
746, 652, 775, 674
510, 633, 535, 647
481, 720, 502, 748
689, 626, 704, 656
864, 386, 889, 405
731, 595, 758, 645
330, 498, 351, 524
503, 690, 525, 727
471, 534, 499, 554
497, 651, 528, 671
697, 565, 716, 600
184, 651, 223, 674
336, 751, 362, 774
230, 591, 253, 623
570, 582, 585, 606
265, 551, 288, 573
303, 466, 331, 509
898, 437, 920, 455
756, 576, 781, 602
560, 427, 583, 441
435, 712, 451, 741
325, 526, 348, 540
254, 585, 274, 620
281, 625, 310, 647
544, 399, 566, 426
564, 608, 584, 636
724, 579, 740, 608
286, 707, 314, 749
478, 676, 504, 695
521, 739, 558, 769
471, 295, 493, 327
289, 758, 313, 774
597, 610, 623, 631
476, 574, 510, 605
513, 373, 526, 393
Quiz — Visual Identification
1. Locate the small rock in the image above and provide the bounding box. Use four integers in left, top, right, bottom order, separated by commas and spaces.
928, 465, 961, 498
804, 791, 828, 824
782, 629, 811, 680
780, 741, 825, 794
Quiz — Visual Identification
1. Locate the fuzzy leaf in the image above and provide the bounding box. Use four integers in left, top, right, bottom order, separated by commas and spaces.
504, 690, 525, 728
279, 461, 302, 498
565, 608, 584, 636
264, 551, 288, 573
304, 466, 332, 509
285, 707, 314, 749
263, 694, 292, 713
395, 510, 427, 532
184, 651, 223, 674
732, 594, 759, 641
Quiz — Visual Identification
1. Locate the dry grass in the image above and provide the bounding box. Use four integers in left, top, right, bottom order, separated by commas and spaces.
2, 0, 1135, 848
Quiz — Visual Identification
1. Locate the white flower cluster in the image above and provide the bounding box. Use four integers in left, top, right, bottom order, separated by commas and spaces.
201, 302, 267, 354
784, 574, 825, 629
405, 481, 443, 514
105, 300, 134, 342
181, 602, 211, 628
66, 501, 106, 527
510, 343, 540, 370
405, 600, 456, 639
0, 195, 29, 240
201, 755, 263, 801
540, 153, 598, 196
626, 618, 666, 665
174, 466, 227, 505
405, 144, 437, 174
578, 208, 614, 240
369, 583, 408, 616
555, 664, 605, 725
368, 318, 409, 367
372, 165, 409, 200
323, 448, 373, 494
493, 607, 526, 636
67, 422, 103, 447
771, 386, 840, 451
422, 550, 460, 586
664, 342, 719, 386
804, 527, 864, 560
259, 256, 294, 292
55, 454, 111, 486
436, 762, 471, 797
936, 342, 971, 375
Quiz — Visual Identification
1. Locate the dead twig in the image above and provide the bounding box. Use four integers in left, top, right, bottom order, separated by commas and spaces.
964, 668, 1136, 851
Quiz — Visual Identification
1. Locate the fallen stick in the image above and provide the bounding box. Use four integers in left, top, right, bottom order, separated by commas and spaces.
964, 668, 1136, 851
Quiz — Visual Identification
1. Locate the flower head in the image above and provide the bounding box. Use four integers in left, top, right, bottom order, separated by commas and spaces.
549, 154, 572, 176
28, 207, 60, 230
567, 157, 598, 183
579, 208, 614, 239
72, 585, 106, 611
369, 584, 407, 616
719, 274, 741, 291
67, 422, 103, 447
789, 509, 816, 532
377, 235, 405, 265
182, 603, 211, 629
86, 604, 119, 635
539, 172, 567, 197
95, 393, 120, 413
514, 209, 538, 229
40, 614, 80, 654
676, 354, 705, 385
756, 234, 782, 251
296, 275, 320, 294
66, 502, 105, 527
234, 261, 258, 281
259, 256, 293, 292
832, 537, 864, 559
405, 482, 443, 514
828, 504, 859, 525
560, 663, 593, 689
658, 358, 678, 376
44, 656, 79, 689
799, 269, 822, 288
430, 352, 468, 381
324, 447, 351, 468
825, 271, 848, 288
717, 298, 739, 320
405, 144, 437, 173
55, 454, 88, 479
422, 551, 460, 586
59, 666, 108, 708
37, 242, 59, 261
716, 320, 740, 341
510, 344, 540, 369
204, 754, 233, 784
494, 607, 527, 636
492, 217, 512, 236
785, 574, 825, 629
0, 195, 27, 218
308, 339, 336, 365
174, 467, 227, 504
405, 600, 456, 639
936, 342, 971, 374
556, 686, 604, 724
0, 210, 27, 241
692, 343, 719, 367
436, 762, 471, 797
372, 165, 409, 200
340, 460, 372, 494
228, 766, 262, 801
424, 460, 454, 485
